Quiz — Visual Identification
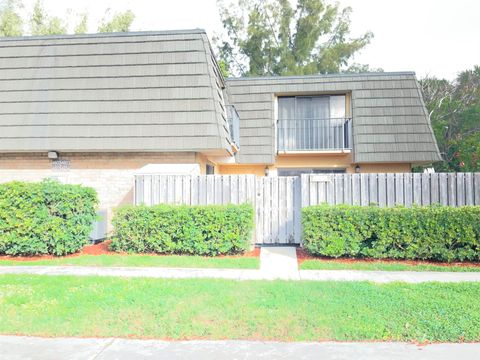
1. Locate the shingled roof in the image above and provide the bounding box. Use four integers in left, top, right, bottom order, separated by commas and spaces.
0, 30, 232, 155
226, 72, 441, 164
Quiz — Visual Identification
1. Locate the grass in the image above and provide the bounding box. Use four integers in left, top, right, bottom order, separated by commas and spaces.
0, 254, 259, 269
300, 259, 480, 272
0, 275, 480, 342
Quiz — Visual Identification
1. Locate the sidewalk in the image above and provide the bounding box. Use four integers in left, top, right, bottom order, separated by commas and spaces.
1, 336, 479, 360
2, 247, 480, 282
2, 265, 480, 282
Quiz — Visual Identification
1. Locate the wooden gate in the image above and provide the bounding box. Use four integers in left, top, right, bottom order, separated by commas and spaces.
255, 176, 302, 245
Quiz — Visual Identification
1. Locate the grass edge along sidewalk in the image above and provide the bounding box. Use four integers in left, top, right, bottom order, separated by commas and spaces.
0, 274, 480, 342
300, 259, 480, 272
0, 254, 260, 269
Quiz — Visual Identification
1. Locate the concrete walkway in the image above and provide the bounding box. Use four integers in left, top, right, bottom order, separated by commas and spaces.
2, 247, 480, 282
0, 336, 479, 359
260, 246, 299, 279
2, 264, 480, 283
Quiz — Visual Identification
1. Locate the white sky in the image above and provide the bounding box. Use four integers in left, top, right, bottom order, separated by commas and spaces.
20, 0, 480, 80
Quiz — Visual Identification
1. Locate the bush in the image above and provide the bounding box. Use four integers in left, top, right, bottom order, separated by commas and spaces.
111, 203, 254, 256
302, 204, 480, 262
0, 180, 98, 256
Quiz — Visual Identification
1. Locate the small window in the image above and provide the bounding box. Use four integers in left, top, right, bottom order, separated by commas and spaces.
277, 168, 346, 177
206, 164, 215, 175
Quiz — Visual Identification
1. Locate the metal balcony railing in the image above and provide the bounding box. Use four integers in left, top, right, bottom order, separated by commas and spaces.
277, 117, 352, 151
226, 105, 240, 148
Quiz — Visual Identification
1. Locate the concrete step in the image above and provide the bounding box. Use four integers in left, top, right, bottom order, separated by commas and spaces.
260, 247, 299, 279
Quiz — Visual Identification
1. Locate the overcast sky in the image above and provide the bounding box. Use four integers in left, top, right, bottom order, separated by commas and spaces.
21, 0, 480, 80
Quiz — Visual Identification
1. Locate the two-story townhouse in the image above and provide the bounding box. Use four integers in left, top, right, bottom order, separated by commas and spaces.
0, 29, 441, 225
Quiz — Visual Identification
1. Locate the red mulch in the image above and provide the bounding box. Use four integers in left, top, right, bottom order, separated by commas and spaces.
0, 240, 261, 262
296, 248, 480, 268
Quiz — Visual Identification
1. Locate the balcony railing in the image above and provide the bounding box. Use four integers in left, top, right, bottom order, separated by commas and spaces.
226, 105, 240, 148
277, 117, 352, 152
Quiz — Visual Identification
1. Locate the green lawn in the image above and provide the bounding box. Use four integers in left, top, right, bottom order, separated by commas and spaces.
0, 254, 259, 269
300, 259, 480, 272
1, 275, 480, 342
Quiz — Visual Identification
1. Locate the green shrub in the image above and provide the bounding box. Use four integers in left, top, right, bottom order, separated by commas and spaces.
0, 180, 98, 256
302, 204, 480, 262
111, 203, 254, 256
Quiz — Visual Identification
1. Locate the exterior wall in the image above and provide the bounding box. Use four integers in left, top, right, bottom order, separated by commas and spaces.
217, 153, 412, 175
226, 72, 441, 164
274, 154, 353, 172
218, 164, 266, 176
0, 152, 200, 233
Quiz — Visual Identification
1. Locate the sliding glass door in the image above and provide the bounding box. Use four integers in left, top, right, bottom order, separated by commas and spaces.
277, 95, 348, 151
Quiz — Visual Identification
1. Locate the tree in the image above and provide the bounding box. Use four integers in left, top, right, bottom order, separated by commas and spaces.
0, 1, 135, 37
30, 0, 66, 35
216, 0, 373, 76
0, 0, 23, 36
74, 12, 88, 34
421, 66, 480, 171
98, 9, 135, 33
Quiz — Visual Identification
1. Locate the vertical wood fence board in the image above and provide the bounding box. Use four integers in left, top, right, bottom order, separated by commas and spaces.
271, 177, 279, 243
368, 173, 378, 205
430, 173, 439, 204
439, 173, 448, 205
465, 173, 474, 205
377, 173, 387, 207
447, 173, 456, 206
278, 178, 287, 243
457, 173, 465, 207
386, 173, 395, 207
293, 177, 302, 244
475, 173, 480, 205
352, 174, 361, 205
413, 173, 422, 205
395, 173, 404, 205
404, 173, 412, 207
421, 173, 430, 205
286, 177, 294, 243
343, 174, 352, 205
263, 178, 272, 244
255, 178, 264, 244
301, 174, 310, 208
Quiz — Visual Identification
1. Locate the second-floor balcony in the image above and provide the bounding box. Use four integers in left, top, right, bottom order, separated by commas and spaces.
277, 117, 352, 152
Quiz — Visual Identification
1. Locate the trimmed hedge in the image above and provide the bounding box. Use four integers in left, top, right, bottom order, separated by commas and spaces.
0, 180, 98, 256
302, 204, 480, 262
111, 203, 254, 256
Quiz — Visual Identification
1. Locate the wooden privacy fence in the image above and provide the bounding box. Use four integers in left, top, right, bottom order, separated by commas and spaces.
135, 174, 256, 206
135, 174, 301, 245
301, 172, 480, 207
135, 173, 480, 245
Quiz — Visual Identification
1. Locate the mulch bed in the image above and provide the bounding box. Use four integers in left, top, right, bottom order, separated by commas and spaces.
0, 241, 261, 262
296, 248, 480, 268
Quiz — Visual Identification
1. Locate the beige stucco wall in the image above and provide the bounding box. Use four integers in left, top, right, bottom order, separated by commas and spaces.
218, 153, 412, 175
218, 164, 266, 176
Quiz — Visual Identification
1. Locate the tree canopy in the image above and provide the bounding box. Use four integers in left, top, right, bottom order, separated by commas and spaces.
216, 0, 374, 77
0, 0, 135, 36
30, 0, 66, 35
97, 9, 135, 33
0, 0, 22, 36
421, 66, 480, 172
